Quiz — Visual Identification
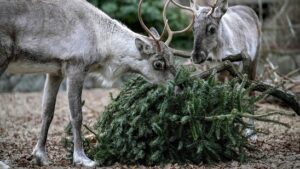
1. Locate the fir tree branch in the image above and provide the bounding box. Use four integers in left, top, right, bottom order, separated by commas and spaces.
241, 111, 295, 118
199, 111, 293, 128
203, 114, 236, 121
201, 114, 290, 128
247, 81, 300, 115
83, 124, 101, 142
190, 53, 300, 116
248, 118, 290, 128
191, 60, 243, 80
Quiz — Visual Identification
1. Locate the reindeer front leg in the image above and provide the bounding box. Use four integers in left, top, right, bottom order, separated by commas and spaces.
241, 53, 257, 141
66, 66, 96, 167
32, 74, 63, 166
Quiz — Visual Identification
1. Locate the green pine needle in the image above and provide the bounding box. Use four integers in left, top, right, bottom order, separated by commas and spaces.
63, 67, 289, 166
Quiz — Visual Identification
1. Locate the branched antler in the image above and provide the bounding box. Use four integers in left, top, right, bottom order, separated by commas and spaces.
138, 0, 164, 52
207, 0, 218, 17
163, 0, 196, 46
170, 48, 192, 58
138, 0, 196, 56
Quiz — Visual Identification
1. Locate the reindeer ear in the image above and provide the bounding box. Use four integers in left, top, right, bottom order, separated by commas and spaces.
150, 27, 160, 39
190, 0, 199, 11
219, 0, 228, 13
135, 38, 153, 56
212, 0, 228, 19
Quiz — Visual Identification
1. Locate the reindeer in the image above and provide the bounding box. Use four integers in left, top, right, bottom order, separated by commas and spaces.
191, 0, 261, 81
190, 0, 262, 139
0, 0, 192, 167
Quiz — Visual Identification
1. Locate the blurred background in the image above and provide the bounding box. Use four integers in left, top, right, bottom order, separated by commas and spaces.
0, 0, 299, 92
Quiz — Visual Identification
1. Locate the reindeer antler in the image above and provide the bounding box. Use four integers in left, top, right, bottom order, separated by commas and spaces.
162, 0, 197, 58
138, 0, 196, 58
207, 0, 218, 17
163, 0, 196, 46
138, 0, 169, 52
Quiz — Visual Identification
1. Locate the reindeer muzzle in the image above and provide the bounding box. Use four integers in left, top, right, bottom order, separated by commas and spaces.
192, 51, 207, 64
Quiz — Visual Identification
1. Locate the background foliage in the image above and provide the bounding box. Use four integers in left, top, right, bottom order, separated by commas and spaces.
88, 0, 194, 50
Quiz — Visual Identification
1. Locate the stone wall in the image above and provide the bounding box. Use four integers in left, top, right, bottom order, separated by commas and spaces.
0, 74, 46, 92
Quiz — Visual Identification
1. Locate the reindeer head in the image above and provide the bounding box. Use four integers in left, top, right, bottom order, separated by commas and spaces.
132, 37, 176, 84
135, 0, 195, 84
192, 0, 228, 64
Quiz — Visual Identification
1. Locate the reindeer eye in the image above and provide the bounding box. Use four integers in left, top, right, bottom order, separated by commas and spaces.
207, 25, 216, 35
153, 60, 165, 70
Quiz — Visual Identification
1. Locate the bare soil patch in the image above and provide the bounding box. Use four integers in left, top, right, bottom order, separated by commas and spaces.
0, 89, 299, 169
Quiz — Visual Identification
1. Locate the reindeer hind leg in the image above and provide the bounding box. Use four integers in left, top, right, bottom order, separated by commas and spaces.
32, 73, 63, 166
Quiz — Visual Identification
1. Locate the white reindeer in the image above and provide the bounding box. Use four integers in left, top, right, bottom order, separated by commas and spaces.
191, 0, 261, 81
0, 0, 192, 167
190, 0, 262, 140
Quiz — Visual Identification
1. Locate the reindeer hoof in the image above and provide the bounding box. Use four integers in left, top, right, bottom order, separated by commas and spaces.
248, 134, 258, 143
0, 161, 10, 169
244, 128, 258, 143
32, 149, 50, 166
73, 154, 96, 168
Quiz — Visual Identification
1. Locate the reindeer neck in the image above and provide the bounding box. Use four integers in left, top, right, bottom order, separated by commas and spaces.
83, 2, 152, 61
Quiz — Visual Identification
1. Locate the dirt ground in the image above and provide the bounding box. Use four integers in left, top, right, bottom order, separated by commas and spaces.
0, 89, 299, 169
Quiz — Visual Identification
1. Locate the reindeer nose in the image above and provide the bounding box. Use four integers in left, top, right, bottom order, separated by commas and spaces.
192, 51, 207, 64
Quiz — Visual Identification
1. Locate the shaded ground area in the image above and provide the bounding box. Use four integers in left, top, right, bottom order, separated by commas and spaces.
0, 89, 299, 169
